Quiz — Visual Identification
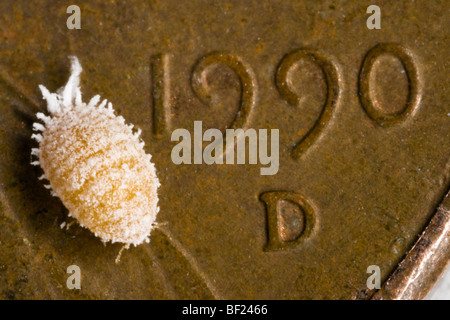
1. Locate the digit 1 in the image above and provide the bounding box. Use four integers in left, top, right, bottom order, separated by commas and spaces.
151, 53, 171, 137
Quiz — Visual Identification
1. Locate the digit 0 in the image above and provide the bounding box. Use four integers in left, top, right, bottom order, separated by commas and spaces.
359, 43, 422, 126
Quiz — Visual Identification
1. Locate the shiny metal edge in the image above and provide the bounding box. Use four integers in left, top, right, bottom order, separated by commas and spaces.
373, 189, 450, 300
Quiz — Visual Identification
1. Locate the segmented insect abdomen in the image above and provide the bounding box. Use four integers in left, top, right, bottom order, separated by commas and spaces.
33, 57, 160, 246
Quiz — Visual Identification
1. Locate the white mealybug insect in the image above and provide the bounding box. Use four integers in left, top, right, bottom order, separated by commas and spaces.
31, 56, 160, 248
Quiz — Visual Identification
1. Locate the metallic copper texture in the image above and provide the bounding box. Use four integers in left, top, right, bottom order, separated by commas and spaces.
373, 190, 450, 300
0, 0, 448, 299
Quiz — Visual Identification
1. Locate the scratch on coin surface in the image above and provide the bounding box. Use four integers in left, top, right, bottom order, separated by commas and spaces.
0, 185, 18, 223
0, 64, 40, 109
159, 226, 223, 299
143, 245, 178, 299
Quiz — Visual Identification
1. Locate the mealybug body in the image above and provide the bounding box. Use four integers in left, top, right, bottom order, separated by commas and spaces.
32, 57, 160, 246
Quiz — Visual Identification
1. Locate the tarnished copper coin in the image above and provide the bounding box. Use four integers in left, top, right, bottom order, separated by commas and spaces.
0, 0, 448, 299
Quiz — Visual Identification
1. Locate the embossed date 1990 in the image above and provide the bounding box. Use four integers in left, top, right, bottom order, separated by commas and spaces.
152, 43, 421, 160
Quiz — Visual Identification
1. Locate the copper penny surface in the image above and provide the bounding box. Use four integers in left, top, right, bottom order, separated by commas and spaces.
0, 0, 448, 299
